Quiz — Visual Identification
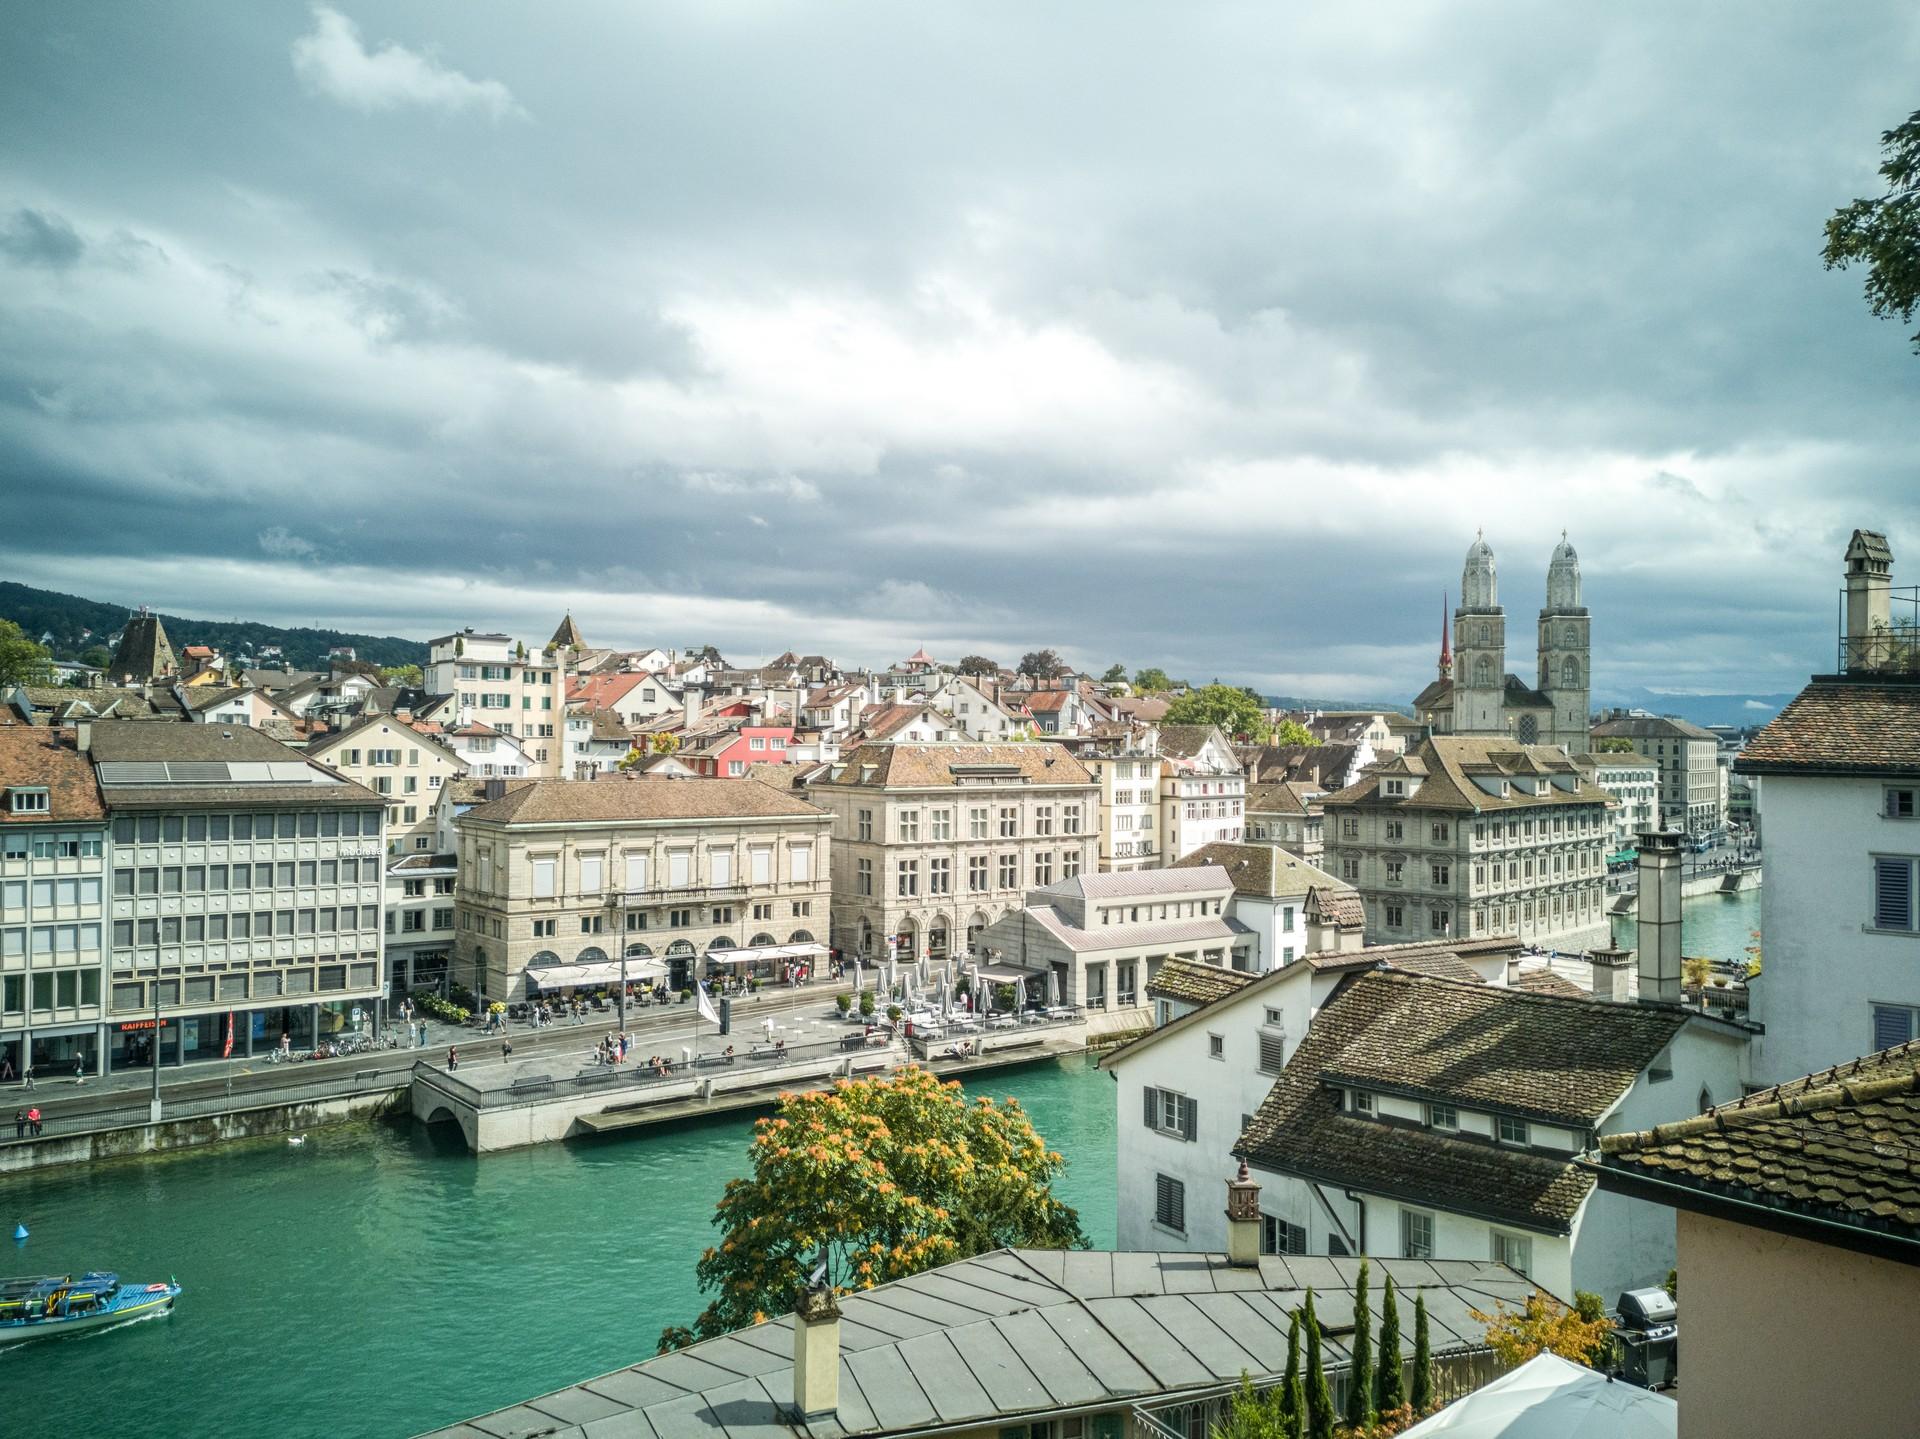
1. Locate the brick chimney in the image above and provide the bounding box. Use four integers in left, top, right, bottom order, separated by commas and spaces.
1635, 829, 1684, 1005
791, 1282, 840, 1419
1225, 1160, 1262, 1267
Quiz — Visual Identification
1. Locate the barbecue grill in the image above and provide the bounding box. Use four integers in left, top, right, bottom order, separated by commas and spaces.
1614, 1287, 1677, 1388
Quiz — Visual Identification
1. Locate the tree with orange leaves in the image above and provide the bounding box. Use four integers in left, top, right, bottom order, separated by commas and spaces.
659, 1066, 1084, 1350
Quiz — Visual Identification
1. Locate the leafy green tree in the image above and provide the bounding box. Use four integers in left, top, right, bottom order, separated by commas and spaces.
1376, 1275, 1405, 1414
1271, 718, 1317, 747
1280, 1307, 1304, 1437
659, 1067, 1084, 1349
649, 732, 680, 755
957, 655, 1000, 677
379, 663, 423, 685
1100, 663, 1128, 684
617, 747, 648, 772
1595, 736, 1635, 753
1301, 1290, 1334, 1439
1824, 109, 1920, 349
0, 620, 54, 687
1411, 1295, 1433, 1414
1017, 648, 1066, 679
1345, 1260, 1374, 1431
1471, 1292, 1614, 1368
1163, 683, 1271, 742
78, 645, 112, 670
1132, 666, 1173, 693
1213, 1375, 1286, 1439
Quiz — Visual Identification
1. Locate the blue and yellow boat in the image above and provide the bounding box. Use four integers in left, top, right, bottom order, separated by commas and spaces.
0, 1271, 180, 1340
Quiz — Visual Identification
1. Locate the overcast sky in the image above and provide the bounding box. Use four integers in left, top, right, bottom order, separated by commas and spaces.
3, 4, 1917, 701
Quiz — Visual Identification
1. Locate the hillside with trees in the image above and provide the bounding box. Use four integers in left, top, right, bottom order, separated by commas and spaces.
0, 581, 429, 671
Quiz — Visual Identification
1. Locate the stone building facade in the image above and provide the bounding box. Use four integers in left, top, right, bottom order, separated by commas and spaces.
1324, 735, 1612, 950
812, 742, 1099, 965
1590, 714, 1724, 836
453, 778, 831, 1001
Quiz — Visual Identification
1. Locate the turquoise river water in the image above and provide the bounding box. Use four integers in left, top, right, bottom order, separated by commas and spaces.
0, 891, 1755, 1437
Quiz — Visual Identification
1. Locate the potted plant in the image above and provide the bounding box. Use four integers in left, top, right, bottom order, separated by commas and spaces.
887, 1004, 902, 1024
858, 990, 876, 1019
680, 987, 693, 1004
835, 993, 853, 1017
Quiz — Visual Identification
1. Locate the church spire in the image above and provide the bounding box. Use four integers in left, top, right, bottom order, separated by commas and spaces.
1439, 591, 1452, 680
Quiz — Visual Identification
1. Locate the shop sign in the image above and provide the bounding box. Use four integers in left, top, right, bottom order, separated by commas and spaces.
117, 1018, 173, 1033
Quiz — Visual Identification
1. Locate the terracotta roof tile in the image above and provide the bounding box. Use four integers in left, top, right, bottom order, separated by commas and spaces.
461, 776, 828, 825
0, 723, 105, 822
1147, 958, 1259, 1006
1735, 678, 1920, 776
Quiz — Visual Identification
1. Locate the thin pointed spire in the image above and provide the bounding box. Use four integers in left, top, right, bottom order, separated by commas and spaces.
1439, 591, 1452, 681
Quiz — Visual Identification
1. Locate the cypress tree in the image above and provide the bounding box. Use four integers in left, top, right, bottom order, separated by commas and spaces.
1279, 1308, 1301, 1428
1376, 1276, 1405, 1413
1412, 1294, 1434, 1414
1302, 1289, 1334, 1439
1345, 1260, 1374, 1430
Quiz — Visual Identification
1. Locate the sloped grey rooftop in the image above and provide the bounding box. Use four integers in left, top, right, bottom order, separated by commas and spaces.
418, 1249, 1533, 1439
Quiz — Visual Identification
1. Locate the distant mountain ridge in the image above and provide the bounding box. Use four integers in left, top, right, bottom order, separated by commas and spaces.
0, 581, 429, 671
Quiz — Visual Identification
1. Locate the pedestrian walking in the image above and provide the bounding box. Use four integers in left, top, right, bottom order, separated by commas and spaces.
501, 1038, 513, 1059
27, 1106, 41, 1137
0, 1056, 13, 1083
447, 1046, 458, 1073
419, 1020, 428, 1047
21, 1068, 34, 1092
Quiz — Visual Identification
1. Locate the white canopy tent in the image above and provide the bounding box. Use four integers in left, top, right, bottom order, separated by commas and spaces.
702, 942, 829, 967
1401, 1354, 1675, 1439
527, 959, 666, 989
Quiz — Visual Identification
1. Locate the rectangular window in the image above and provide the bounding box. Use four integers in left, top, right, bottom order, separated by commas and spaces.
930, 809, 952, 841
929, 857, 951, 895
791, 846, 812, 883
669, 851, 691, 888
1154, 1173, 1186, 1233
531, 858, 556, 899
998, 854, 1018, 889
1874, 856, 1915, 931
968, 855, 989, 892
1401, 1209, 1434, 1260
1497, 1115, 1530, 1146
857, 809, 873, 842
1888, 788, 1918, 819
579, 854, 605, 893
1208, 1033, 1224, 1060
896, 860, 919, 897
1263, 1215, 1307, 1255
1491, 1230, 1533, 1277
970, 807, 989, 839
751, 849, 772, 885
856, 858, 873, 897
999, 807, 1018, 838
897, 810, 920, 842
710, 850, 734, 887
1428, 1102, 1458, 1131
1142, 1086, 1197, 1140
1034, 851, 1053, 886
1871, 1002, 1919, 1051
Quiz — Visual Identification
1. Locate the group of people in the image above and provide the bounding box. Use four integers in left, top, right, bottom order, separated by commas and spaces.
11, 1107, 43, 1139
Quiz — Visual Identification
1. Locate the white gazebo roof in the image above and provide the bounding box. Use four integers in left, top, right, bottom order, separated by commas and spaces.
1402, 1353, 1675, 1439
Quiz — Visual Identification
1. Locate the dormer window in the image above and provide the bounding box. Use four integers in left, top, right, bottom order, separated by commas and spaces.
1496, 1115, 1530, 1146
1385, 779, 1404, 797
7, 788, 49, 815
1427, 1102, 1458, 1131
1350, 1090, 1374, 1116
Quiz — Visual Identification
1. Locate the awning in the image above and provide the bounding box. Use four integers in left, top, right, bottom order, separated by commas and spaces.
526, 959, 667, 989
974, 961, 1046, 982
705, 942, 829, 967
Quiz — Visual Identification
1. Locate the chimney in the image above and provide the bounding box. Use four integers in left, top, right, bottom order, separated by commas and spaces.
74, 719, 92, 754
1588, 944, 1632, 1003
791, 1282, 841, 1419
682, 687, 703, 730
1843, 529, 1894, 672
1635, 828, 1683, 1004
484, 778, 507, 802
1225, 1160, 1262, 1267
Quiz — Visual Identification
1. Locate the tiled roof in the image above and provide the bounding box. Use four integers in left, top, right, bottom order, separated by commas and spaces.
1238, 972, 1664, 1231
426, 1248, 1535, 1439
1169, 841, 1349, 901
1146, 957, 1258, 1006
461, 777, 828, 825
86, 720, 382, 809
1511, 969, 1588, 1000
1323, 736, 1611, 815
1304, 886, 1365, 929
107, 613, 177, 682
1155, 724, 1233, 761
1733, 678, 1920, 776
858, 703, 939, 740
823, 743, 1093, 790
0, 723, 105, 822
549, 613, 587, 650
1590, 714, 1718, 743
1593, 1041, 1920, 1246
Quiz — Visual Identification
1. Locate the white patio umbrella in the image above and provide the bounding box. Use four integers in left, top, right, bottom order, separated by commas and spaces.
1400, 1353, 1675, 1439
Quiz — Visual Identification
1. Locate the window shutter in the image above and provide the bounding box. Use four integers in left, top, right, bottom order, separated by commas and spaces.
1876, 858, 1913, 930
1258, 1030, 1287, 1075
1872, 1005, 1915, 1053
1144, 1086, 1159, 1128
1181, 1095, 1198, 1142
531, 859, 555, 899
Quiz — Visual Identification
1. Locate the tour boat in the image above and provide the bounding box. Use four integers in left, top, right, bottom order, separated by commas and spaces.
0, 1271, 180, 1340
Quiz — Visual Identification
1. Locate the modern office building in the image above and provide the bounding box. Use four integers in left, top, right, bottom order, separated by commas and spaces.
90, 719, 388, 1069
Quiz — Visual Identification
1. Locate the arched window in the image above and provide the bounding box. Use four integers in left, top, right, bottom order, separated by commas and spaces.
1561, 656, 1579, 686
706, 936, 736, 951
527, 949, 561, 969
749, 932, 777, 948
1478, 622, 1491, 645
624, 942, 653, 959
577, 945, 608, 965
789, 929, 815, 944
664, 939, 695, 957
1473, 656, 1493, 686
1562, 624, 1577, 647
1517, 714, 1537, 743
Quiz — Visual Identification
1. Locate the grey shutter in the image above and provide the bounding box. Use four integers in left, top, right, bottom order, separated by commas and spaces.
1872, 1005, 1915, 1053
1258, 1030, 1287, 1074
1877, 858, 1913, 930
1180, 1095, 1198, 1142
1144, 1086, 1159, 1129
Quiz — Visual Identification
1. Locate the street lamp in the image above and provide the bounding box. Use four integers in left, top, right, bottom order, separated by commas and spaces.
604, 891, 627, 1032
148, 982, 162, 1125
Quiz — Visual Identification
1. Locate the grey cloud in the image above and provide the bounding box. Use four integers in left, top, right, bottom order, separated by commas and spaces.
0, 209, 84, 268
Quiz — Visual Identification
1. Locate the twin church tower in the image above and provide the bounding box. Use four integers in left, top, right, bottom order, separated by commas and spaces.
1412, 532, 1591, 752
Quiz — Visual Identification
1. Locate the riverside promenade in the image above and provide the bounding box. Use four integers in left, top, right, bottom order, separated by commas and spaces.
0, 981, 855, 1173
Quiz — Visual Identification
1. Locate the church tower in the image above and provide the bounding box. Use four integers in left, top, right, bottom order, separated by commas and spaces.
1537, 533, 1590, 750
1454, 533, 1506, 734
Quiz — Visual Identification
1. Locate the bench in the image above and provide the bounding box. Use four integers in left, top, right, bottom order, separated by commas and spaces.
510, 1074, 555, 1094
574, 1067, 616, 1085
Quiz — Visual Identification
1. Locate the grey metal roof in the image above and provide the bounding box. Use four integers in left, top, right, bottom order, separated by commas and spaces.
418, 1248, 1534, 1439
1032, 867, 1232, 902
1023, 905, 1252, 955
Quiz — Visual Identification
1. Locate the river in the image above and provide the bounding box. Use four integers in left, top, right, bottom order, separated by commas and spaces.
1611, 883, 1760, 965
0, 1057, 1116, 1438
